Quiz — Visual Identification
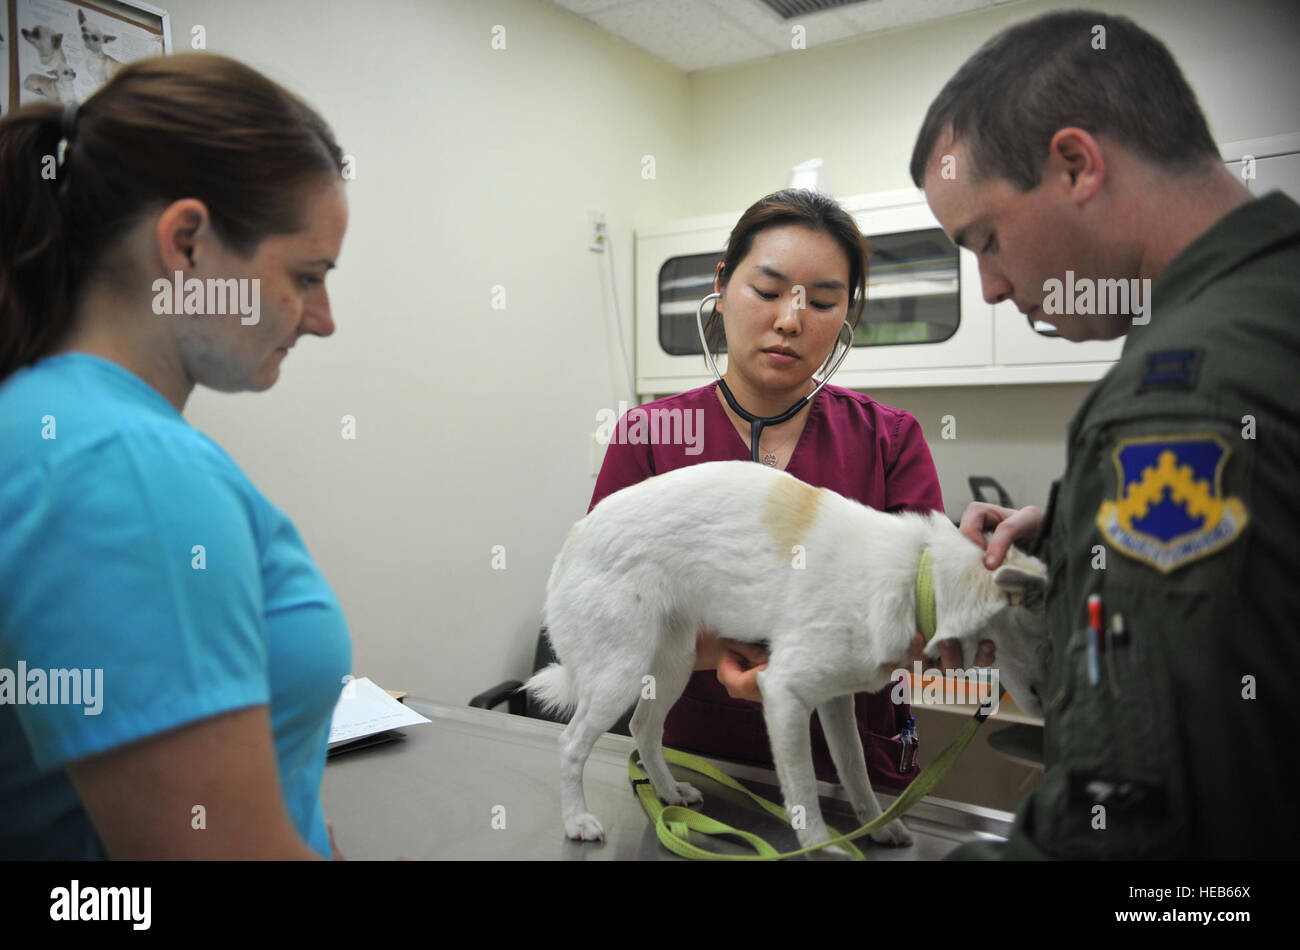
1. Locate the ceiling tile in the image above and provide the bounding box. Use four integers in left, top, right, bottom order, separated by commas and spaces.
544, 0, 1025, 72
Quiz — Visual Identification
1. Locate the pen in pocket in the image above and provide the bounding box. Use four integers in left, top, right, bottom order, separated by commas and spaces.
1087, 593, 1104, 687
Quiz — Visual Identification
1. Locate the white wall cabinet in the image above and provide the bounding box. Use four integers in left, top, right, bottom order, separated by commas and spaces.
991, 300, 1125, 368
1222, 134, 1300, 201
636, 135, 1299, 397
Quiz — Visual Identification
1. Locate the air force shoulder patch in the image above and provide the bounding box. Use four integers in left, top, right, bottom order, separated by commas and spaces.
1096, 434, 1248, 573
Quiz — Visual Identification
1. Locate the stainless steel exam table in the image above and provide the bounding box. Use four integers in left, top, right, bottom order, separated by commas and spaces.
319, 698, 1015, 860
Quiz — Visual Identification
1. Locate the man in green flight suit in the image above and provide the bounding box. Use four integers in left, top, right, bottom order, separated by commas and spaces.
910, 9, 1300, 858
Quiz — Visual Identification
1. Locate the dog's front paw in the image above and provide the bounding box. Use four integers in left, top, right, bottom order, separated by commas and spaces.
565, 813, 606, 841
667, 782, 704, 806
868, 819, 913, 847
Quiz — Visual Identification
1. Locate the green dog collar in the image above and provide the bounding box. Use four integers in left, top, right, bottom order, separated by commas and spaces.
916, 548, 938, 644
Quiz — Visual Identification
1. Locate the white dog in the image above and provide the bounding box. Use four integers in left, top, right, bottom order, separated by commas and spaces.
24, 67, 78, 104
20, 24, 67, 69
527, 460, 1048, 856
78, 10, 123, 85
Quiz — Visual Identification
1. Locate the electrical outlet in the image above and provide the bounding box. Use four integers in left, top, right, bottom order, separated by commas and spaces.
589, 210, 607, 253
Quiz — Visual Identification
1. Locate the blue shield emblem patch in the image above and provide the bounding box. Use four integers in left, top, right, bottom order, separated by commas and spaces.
1096, 434, 1248, 573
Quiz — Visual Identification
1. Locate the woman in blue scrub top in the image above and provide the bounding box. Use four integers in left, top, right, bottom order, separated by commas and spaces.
0, 53, 352, 859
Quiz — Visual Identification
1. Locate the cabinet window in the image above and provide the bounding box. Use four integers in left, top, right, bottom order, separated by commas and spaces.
859, 229, 960, 346
657, 252, 723, 356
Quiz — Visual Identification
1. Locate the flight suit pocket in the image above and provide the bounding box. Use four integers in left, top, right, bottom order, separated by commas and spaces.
1037, 612, 1186, 857
1086, 582, 1188, 855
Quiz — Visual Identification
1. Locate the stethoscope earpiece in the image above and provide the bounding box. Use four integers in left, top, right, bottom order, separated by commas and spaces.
695, 292, 725, 380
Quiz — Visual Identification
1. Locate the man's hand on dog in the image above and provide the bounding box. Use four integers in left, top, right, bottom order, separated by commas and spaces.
699, 630, 995, 703
959, 501, 1044, 569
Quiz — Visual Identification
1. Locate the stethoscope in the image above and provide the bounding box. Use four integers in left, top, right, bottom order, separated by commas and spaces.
695, 291, 854, 463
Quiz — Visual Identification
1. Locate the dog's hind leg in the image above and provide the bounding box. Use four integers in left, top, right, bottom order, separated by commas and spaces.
817, 693, 913, 847
558, 696, 604, 840
559, 679, 638, 841
628, 630, 702, 807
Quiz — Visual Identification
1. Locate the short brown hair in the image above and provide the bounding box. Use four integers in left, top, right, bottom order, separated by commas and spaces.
910, 10, 1219, 191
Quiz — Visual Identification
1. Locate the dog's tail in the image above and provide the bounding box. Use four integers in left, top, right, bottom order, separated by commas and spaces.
523, 662, 579, 718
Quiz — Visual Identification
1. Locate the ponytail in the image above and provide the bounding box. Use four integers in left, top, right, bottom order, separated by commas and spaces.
0, 53, 345, 385
0, 102, 75, 381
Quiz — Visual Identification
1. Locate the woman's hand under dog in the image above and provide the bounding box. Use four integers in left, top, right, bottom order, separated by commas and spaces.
899, 631, 997, 670
716, 642, 768, 701
959, 502, 1044, 569
696, 631, 768, 701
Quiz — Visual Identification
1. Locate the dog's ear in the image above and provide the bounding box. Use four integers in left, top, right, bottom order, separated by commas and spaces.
993, 564, 1046, 608
992, 564, 1039, 588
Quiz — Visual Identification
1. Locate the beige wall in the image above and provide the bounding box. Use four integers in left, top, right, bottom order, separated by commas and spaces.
868, 383, 1090, 515
168, 0, 694, 700
157, 0, 1298, 703
686, 0, 1300, 209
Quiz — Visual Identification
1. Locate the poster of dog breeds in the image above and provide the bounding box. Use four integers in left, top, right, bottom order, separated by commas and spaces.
13, 0, 166, 110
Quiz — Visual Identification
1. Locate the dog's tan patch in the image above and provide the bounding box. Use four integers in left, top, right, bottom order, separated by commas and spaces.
761, 475, 825, 557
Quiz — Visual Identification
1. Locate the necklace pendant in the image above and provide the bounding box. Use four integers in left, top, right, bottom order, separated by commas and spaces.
762, 452, 778, 467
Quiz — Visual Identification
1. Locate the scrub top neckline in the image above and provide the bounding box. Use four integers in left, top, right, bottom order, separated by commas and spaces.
38, 351, 186, 421
709, 379, 824, 473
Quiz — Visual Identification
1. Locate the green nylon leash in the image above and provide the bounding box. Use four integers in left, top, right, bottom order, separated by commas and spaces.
628, 705, 991, 861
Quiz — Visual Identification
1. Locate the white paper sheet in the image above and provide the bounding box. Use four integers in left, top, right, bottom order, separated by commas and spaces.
328, 676, 431, 747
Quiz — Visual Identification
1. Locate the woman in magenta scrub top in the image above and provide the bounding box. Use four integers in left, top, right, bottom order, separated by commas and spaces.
589, 189, 944, 791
